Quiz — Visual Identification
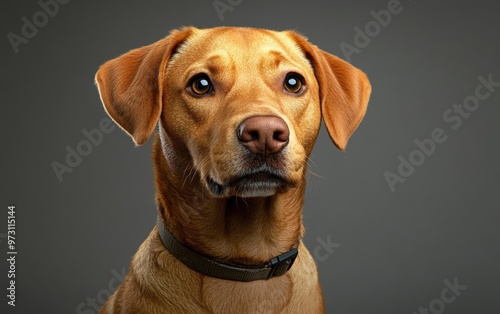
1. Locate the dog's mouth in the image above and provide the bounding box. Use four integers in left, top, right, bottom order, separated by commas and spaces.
207, 167, 292, 198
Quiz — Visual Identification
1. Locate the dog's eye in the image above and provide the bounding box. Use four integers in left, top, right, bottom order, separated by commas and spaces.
189, 74, 213, 95
283, 73, 304, 94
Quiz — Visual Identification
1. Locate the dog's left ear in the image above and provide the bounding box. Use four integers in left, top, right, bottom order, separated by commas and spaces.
288, 32, 371, 150
95, 28, 194, 146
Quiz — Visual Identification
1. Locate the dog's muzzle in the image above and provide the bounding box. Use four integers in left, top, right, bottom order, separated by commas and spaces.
206, 115, 293, 198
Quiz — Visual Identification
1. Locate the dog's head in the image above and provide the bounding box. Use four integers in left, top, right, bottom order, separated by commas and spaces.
95, 27, 370, 198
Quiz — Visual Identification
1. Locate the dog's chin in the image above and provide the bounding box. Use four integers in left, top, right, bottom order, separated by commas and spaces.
206, 172, 292, 198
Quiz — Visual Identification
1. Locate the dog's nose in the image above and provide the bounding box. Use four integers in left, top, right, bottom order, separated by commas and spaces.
237, 116, 289, 156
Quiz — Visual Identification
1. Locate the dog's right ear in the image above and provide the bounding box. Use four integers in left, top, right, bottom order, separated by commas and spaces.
95, 28, 194, 146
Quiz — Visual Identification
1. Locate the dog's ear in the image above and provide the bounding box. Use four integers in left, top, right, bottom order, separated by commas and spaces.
95, 28, 194, 146
288, 32, 371, 150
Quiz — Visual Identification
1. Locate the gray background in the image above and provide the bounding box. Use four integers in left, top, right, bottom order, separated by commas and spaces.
1, 0, 499, 313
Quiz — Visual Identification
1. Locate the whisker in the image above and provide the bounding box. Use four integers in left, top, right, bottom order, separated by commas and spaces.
306, 156, 319, 169
306, 156, 326, 179
306, 168, 325, 179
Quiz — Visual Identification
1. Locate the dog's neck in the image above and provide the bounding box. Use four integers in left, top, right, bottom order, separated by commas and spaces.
152, 134, 304, 265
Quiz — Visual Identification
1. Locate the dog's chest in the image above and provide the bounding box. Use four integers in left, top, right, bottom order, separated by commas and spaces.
201, 275, 293, 313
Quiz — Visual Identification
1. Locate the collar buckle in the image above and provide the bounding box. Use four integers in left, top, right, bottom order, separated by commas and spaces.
267, 247, 298, 279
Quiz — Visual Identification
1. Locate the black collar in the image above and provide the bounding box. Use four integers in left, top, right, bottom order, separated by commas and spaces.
157, 216, 298, 282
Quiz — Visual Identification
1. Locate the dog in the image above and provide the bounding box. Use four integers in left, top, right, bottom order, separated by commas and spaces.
95, 26, 370, 313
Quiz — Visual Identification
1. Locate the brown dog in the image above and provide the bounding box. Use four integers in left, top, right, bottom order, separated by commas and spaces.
95, 26, 370, 313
